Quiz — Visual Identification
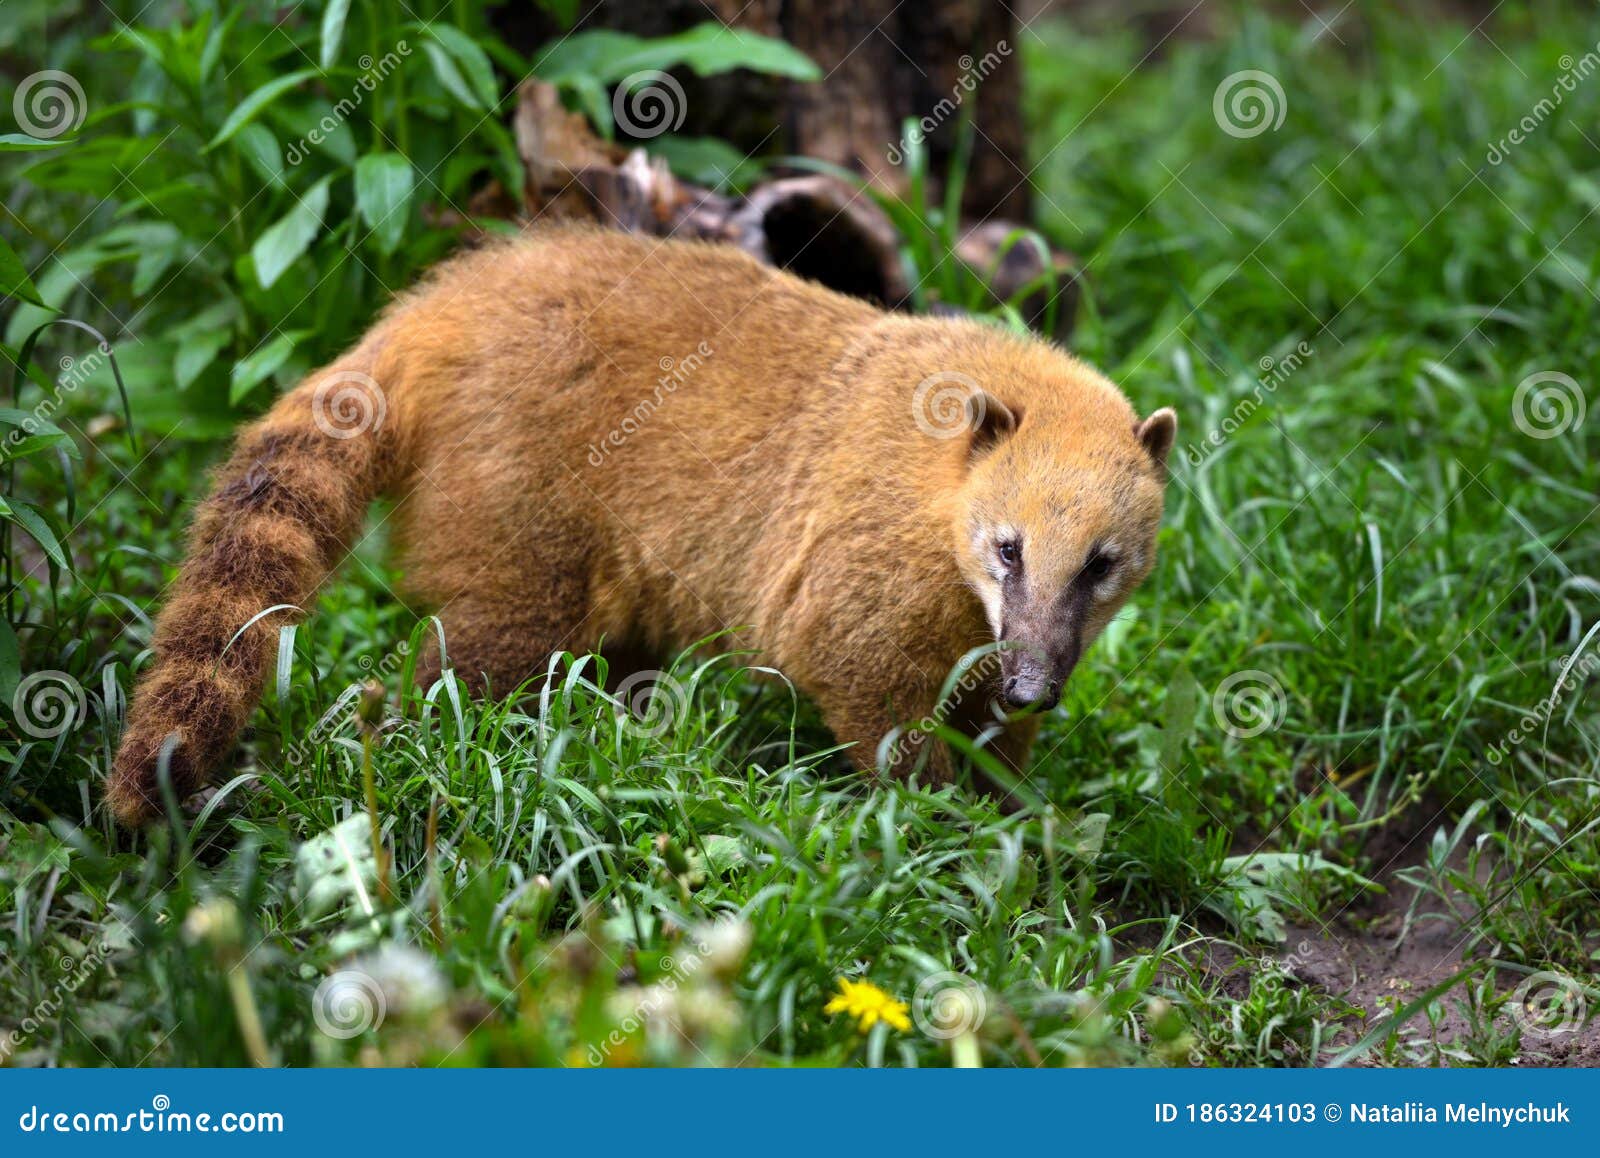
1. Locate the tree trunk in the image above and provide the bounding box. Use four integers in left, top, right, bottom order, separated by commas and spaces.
497, 0, 1030, 222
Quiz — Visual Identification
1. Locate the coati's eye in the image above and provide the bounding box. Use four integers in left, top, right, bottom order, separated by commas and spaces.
996, 540, 1021, 569
1081, 550, 1114, 583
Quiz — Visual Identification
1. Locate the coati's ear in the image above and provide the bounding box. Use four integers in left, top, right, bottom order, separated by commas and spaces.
1135, 407, 1177, 473
968, 392, 1021, 458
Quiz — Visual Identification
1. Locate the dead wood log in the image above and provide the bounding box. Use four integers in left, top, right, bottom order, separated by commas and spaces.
448, 81, 1077, 338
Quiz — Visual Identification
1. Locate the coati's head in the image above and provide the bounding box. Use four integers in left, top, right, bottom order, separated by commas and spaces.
947, 369, 1176, 712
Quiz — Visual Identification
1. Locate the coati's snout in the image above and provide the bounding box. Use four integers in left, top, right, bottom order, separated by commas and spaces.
998, 606, 1084, 708
993, 551, 1093, 709
998, 646, 1070, 709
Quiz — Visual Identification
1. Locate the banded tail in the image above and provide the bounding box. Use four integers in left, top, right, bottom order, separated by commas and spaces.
108, 346, 402, 825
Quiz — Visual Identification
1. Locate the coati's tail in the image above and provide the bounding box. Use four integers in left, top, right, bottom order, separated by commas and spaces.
107, 349, 402, 826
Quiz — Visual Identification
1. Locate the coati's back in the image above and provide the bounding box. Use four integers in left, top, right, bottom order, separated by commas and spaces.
383, 230, 888, 640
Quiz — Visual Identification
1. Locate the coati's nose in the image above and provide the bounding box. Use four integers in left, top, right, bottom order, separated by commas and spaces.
1002, 673, 1059, 709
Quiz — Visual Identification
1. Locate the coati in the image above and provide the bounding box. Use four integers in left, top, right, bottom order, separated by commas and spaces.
107, 228, 1175, 826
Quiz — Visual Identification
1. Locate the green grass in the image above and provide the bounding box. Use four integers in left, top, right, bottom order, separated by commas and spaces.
4, 4, 1600, 1067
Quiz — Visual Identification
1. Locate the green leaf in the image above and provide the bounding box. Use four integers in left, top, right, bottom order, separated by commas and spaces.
175, 328, 231, 389
1158, 666, 1199, 775
320, 0, 354, 70
700, 834, 746, 876
0, 619, 19, 708
424, 24, 500, 108
132, 243, 178, 297
208, 69, 320, 149
1, 431, 76, 462
0, 134, 74, 152
534, 30, 646, 84
0, 408, 65, 435
650, 23, 820, 80
353, 152, 415, 256
251, 177, 331, 289
6, 498, 70, 572
420, 39, 484, 110
229, 330, 306, 405
534, 0, 581, 28
234, 122, 283, 184
0, 236, 48, 309
647, 135, 761, 190
539, 23, 819, 85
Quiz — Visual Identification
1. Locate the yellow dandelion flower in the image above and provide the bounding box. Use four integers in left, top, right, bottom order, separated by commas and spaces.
824, 976, 911, 1033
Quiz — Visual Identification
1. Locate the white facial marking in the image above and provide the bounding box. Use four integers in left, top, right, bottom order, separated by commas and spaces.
977, 582, 1003, 637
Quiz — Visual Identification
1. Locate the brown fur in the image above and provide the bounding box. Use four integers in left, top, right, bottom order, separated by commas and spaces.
107, 227, 1173, 825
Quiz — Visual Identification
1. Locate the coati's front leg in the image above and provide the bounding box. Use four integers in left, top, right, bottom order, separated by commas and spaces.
816, 683, 958, 788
